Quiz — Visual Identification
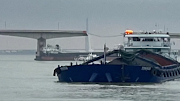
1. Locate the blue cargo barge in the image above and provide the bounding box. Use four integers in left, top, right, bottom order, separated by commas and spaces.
53, 30, 180, 83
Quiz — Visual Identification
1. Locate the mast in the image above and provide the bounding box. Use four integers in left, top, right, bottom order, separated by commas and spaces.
85, 18, 91, 52
104, 43, 107, 64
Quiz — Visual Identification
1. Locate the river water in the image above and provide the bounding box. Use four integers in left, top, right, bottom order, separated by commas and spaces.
0, 55, 180, 101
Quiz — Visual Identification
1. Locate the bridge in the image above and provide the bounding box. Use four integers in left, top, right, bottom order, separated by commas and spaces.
0, 30, 180, 61
0, 30, 87, 60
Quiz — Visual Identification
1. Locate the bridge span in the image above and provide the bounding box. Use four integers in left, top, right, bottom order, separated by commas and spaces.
0, 30, 87, 60
0, 30, 180, 61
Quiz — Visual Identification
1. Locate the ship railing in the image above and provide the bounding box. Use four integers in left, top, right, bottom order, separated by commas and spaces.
82, 50, 120, 65
162, 64, 180, 69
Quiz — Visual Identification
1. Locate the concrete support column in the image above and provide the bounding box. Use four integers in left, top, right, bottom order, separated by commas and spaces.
36, 37, 46, 56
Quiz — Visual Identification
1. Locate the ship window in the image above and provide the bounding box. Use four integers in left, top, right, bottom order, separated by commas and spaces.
128, 37, 132, 41
153, 38, 159, 41
133, 37, 137, 41
157, 38, 160, 41
133, 37, 140, 41
142, 38, 154, 41
164, 38, 168, 42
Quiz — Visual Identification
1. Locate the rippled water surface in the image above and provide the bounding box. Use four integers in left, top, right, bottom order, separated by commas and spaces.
1, 55, 180, 101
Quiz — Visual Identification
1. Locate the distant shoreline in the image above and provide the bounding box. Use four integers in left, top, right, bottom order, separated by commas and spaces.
0, 49, 105, 55
0, 50, 36, 55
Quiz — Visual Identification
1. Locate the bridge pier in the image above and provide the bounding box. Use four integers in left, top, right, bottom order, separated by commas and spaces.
0, 30, 87, 61
36, 37, 46, 57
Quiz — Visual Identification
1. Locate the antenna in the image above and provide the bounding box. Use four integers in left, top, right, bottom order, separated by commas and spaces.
103, 43, 107, 64
155, 23, 159, 31
155, 23, 157, 30
86, 18, 88, 33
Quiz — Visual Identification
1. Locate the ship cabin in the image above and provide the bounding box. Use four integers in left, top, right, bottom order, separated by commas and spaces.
123, 31, 171, 54
42, 44, 62, 54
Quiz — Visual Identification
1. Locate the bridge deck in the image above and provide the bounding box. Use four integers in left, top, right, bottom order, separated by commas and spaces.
0, 30, 87, 39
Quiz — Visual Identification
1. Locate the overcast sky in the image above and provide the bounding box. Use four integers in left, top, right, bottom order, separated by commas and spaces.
0, 0, 180, 50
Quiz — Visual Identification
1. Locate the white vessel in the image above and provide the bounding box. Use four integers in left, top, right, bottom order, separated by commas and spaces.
123, 30, 178, 60
42, 44, 61, 54
74, 53, 99, 61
